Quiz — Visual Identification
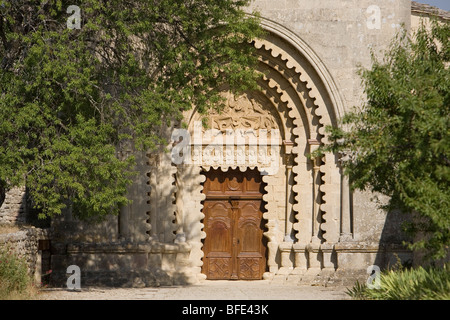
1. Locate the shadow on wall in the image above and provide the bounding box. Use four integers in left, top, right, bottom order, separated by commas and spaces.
49, 259, 195, 288
48, 252, 199, 288
25, 188, 51, 228
0, 186, 4, 207
373, 209, 414, 270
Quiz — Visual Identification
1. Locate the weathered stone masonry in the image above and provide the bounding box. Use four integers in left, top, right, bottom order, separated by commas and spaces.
0, 228, 51, 285
0, 187, 27, 225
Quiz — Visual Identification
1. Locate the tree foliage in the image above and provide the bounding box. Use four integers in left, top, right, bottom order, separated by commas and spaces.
0, 0, 264, 219
321, 20, 449, 261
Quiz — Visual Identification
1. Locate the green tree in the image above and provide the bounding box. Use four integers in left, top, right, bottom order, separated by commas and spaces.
0, 0, 263, 220
320, 20, 449, 261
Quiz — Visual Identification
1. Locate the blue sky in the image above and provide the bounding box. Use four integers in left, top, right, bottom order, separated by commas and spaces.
415, 0, 450, 11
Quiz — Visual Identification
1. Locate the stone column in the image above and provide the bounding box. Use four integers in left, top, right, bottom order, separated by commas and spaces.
320, 243, 336, 278
283, 141, 295, 242
339, 152, 353, 242
274, 242, 293, 281
304, 139, 322, 281
273, 142, 296, 282
174, 166, 186, 243
309, 140, 322, 246
261, 174, 279, 280
119, 203, 130, 241
291, 243, 308, 279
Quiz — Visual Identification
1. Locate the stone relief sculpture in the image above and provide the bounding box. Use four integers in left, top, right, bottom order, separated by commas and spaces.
189, 91, 281, 169
206, 91, 278, 133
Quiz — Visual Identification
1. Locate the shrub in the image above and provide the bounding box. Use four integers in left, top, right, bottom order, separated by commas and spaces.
0, 246, 36, 299
347, 264, 450, 300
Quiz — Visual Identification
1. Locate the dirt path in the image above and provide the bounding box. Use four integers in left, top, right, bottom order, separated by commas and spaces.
39, 280, 350, 300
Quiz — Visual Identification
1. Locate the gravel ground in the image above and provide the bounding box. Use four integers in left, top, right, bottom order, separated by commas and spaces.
39, 280, 350, 300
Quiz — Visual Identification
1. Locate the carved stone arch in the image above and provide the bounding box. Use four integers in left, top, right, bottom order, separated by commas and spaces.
254, 20, 350, 278
255, 20, 346, 249
176, 22, 346, 280
255, 44, 314, 142
259, 17, 345, 124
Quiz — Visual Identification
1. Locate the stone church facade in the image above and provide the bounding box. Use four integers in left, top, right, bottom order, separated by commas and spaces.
2, 1, 447, 287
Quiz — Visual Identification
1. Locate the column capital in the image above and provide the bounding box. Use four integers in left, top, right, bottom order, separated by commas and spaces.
320, 243, 335, 252
279, 242, 294, 251
283, 140, 294, 154
307, 138, 321, 154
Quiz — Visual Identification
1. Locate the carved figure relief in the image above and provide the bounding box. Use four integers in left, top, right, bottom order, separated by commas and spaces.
207, 91, 278, 132
189, 92, 281, 169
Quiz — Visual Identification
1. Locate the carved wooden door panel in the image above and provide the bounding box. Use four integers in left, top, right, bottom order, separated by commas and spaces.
235, 200, 266, 280
202, 169, 266, 280
202, 200, 233, 279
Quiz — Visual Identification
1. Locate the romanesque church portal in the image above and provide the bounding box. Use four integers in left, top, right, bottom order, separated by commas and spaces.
3, 1, 445, 287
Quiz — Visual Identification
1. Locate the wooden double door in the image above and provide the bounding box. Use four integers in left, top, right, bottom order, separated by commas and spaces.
202, 169, 267, 280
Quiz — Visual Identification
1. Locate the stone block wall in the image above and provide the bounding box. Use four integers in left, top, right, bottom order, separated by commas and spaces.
0, 187, 27, 225
246, 0, 412, 115
0, 228, 51, 285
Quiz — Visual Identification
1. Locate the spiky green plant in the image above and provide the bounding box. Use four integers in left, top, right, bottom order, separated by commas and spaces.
346, 264, 450, 300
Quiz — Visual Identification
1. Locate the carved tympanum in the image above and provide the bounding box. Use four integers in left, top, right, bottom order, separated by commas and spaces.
207, 92, 277, 132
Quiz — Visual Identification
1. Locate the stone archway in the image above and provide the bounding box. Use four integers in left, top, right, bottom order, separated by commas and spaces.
170, 22, 349, 282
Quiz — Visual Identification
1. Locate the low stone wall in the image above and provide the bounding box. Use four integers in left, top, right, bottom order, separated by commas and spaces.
0, 227, 51, 285
50, 240, 194, 288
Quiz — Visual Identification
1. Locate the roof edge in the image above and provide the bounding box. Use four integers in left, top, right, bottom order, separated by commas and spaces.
411, 1, 450, 20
